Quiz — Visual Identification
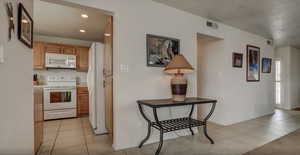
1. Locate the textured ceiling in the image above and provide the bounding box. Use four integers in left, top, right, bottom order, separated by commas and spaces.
34, 0, 109, 42
153, 0, 300, 48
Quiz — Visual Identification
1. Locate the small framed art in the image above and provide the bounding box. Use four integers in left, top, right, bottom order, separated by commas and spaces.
232, 53, 243, 68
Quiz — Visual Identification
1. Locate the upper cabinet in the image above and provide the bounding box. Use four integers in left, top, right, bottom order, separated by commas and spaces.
33, 42, 45, 70
44, 43, 61, 54
62, 45, 76, 55
33, 41, 89, 72
76, 46, 89, 72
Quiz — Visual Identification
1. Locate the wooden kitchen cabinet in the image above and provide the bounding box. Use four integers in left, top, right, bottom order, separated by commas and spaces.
44, 43, 62, 54
34, 87, 44, 154
77, 87, 89, 116
76, 47, 89, 72
33, 42, 45, 70
62, 45, 76, 55
33, 42, 89, 71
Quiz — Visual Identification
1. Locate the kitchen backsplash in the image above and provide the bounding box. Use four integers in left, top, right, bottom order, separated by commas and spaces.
34, 69, 87, 85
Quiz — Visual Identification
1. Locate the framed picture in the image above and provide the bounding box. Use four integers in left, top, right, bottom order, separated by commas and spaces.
18, 3, 33, 48
262, 58, 272, 73
247, 45, 260, 82
146, 34, 180, 67
232, 53, 243, 68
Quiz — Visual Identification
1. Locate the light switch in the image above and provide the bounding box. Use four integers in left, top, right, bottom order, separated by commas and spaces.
0, 44, 4, 64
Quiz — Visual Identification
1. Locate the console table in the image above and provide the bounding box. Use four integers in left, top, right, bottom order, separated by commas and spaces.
137, 97, 217, 155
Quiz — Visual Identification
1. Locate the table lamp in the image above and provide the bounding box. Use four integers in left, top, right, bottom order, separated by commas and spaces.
164, 54, 194, 101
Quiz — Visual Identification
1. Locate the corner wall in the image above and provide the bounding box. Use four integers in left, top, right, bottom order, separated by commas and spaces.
0, 0, 34, 154
221, 29, 275, 125
61, 0, 274, 150
197, 30, 275, 126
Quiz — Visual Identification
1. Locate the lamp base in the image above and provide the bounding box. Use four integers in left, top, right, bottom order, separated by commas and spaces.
171, 74, 187, 102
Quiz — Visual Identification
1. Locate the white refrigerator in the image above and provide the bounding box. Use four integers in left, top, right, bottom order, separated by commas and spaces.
87, 42, 107, 135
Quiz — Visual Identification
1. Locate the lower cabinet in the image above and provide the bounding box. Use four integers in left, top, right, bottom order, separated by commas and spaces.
77, 87, 89, 116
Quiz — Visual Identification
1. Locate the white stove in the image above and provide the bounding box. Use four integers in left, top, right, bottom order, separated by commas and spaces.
43, 75, 77, 120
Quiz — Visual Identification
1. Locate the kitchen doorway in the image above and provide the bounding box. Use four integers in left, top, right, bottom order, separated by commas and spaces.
32, 0, 115, 154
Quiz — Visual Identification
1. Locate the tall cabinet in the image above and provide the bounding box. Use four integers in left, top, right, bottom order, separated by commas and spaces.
34, 87, 44, 154
33, 42, 45, 70
76, 46, 90, 72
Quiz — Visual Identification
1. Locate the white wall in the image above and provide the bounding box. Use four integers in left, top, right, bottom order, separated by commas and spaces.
275, 46, 300, 110
197, 31, 275, 125
221, 29, 275, 125
33, 34, 93, 46
60, 0, 276, 150
0, 0, 34, 154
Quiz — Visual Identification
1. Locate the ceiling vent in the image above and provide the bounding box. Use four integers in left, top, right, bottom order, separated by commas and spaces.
206, 21, 218, 29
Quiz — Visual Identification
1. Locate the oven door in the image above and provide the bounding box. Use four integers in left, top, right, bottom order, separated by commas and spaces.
44, 87, 77, 110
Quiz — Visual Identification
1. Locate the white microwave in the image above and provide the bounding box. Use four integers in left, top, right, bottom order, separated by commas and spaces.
45, 53, 76, 69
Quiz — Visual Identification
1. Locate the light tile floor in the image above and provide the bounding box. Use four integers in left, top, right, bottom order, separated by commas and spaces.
38, 109, 300, 155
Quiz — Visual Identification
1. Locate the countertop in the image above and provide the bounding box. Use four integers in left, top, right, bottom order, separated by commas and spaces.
33, 85, 46, 88
77, 82, 87, 88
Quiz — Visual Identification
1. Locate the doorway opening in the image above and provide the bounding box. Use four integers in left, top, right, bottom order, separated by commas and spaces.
32, 0, 114, 154
196, 33, 223, 122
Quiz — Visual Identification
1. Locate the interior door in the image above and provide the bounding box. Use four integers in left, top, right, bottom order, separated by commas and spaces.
104, 16, 113, 138
275, 59, 282, 108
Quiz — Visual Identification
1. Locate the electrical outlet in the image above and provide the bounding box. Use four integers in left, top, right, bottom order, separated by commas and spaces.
120, 64, 129, 73
0, 44, 4, 64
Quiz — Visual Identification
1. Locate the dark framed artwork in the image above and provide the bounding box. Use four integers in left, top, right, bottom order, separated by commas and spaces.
247, 45, 260, 82
18, 3, 33, 48
146, 34, 180, 67
262, 58, 272, 73
232, 53, 243, 68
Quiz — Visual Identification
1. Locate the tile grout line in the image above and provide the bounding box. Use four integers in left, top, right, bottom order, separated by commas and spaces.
50, 120, 62, 155
80, 118, 90, 155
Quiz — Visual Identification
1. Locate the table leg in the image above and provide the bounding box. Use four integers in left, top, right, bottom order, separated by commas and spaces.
203, 102, 216, 144
138, 104, 152, 148
139, 122, 151, 148
153, 108, 164, 155
155, 130, 164, 155
188, 105, 195, 135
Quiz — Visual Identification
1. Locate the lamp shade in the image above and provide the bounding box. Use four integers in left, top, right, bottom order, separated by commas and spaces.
164, 54, 194, 74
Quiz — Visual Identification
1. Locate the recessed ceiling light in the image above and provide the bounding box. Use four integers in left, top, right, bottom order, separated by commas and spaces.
80, 29, 86, 33
104, 33, 111, 37
81, 14, 88, 18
